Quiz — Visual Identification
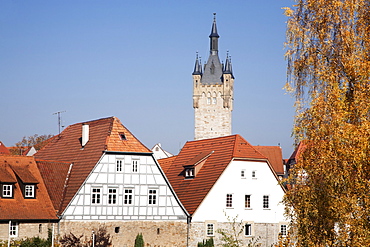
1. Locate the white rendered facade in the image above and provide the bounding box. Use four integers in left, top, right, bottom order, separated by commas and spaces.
190, 159, 287, 246
63, 152, 187, 221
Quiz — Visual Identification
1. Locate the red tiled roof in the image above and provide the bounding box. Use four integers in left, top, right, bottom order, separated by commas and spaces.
288, 141, 307, 163
35, 116, 151, 213
11, 165, 39, 183
158, 135, 267, 215
0, 155, 58, 220
253, 146, 284, 175
0, 141, 10, 155
36, 160, 72, 214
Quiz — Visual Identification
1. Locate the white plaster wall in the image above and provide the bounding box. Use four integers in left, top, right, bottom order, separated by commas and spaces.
192, 160, 286, 223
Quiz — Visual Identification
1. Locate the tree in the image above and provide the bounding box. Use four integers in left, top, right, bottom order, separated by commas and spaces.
282, 0, 370, 246
9, 134, 54, 155
134, 233, 144, 247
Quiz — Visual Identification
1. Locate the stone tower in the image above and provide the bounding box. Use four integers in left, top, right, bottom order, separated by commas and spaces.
192, 13, 234, 140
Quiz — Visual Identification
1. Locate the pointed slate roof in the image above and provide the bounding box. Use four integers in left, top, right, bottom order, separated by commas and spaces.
158, 135, 268, 215
35, 116, 151, 213
0, 155, 57, 220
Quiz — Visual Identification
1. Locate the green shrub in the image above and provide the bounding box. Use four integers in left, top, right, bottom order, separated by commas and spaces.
197, 238, 214, 247
134, 233, 144, 247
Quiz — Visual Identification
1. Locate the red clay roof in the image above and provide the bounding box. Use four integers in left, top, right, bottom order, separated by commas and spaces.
35, 116, 151, 213
0, 141, 10, 155
36, 160, 72, 214
0, 155, 58, 220
158, 135, 267, 215
253, 146, 284, 175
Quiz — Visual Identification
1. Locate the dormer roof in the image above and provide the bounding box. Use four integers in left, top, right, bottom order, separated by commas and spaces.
158, 134, 268, 215
0, 155, 57, 220
35, 116, 151, 214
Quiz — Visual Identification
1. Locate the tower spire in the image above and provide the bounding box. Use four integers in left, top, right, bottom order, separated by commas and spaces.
209, 13, 219, 55
192, 52, 202, 75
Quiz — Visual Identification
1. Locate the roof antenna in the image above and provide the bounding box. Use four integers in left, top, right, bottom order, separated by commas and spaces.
53, 110, 66, 134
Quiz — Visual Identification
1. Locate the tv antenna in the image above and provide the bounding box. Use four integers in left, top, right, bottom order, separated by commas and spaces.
53, 110, 66, 134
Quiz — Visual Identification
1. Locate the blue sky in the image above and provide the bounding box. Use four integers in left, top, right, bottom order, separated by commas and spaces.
1, 0, 296, 158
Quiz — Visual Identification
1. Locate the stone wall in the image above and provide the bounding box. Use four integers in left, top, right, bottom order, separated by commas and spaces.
189, 222, 281, 247
0, 222, 54, 242
58, 220, 188, 247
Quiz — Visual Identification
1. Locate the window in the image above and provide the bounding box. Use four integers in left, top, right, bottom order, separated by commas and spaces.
132, 160, 139, 172
185, 168, 194, 178
207, 97, 211, 104
212, 97, 217, 104
25, 185, 35, 198
2, 184, 13, 198
280, 225, 287, 237
245, 195, 251, 208
206, 223, 214, 236
241, 169, 245, 178
119, 133, 126, 140
252, 170, 256, 178
39, 224, 42, 233
108, 188, 117, 204
148, 189, 157, 205
245, 224, 252, 236
124, 189, 133, 205
116, 159, 123, 172
91, 188, 101, 204
9, 221, 18, 237
226, 194, 233, 208
263, 195, 269, 209
115, 227, 120, 233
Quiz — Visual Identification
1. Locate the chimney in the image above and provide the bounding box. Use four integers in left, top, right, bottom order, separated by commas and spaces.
82, 124, 89, 147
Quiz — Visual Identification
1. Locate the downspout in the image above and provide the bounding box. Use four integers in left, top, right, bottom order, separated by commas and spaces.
187, 216, 192, 247
8, 220, 11, 247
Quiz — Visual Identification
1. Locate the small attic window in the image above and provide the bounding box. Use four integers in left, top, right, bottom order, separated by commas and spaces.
119, 133, 127, 140
185, 168, 194, 178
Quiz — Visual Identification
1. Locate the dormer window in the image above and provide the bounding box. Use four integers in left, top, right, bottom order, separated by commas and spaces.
185, 168, 194, 178
2, 184, 13, 198
24, 184, 35, 198
182, 151, 213, 179
119, 133, 127, 140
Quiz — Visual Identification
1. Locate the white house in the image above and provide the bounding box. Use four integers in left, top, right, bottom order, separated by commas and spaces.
158, 135, 287, 246
35, 117, 189, 247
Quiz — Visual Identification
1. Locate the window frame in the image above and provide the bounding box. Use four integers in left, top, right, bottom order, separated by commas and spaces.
132, 159, 139, 173
206, 223, 214, 236
148, 189, 158, 205
2, 184, 13, 198
245, 194, 251, 209
108, 188, 117, 205
241, 169, 246, 178
185, 168, 194, 178
245, 223, 252, 236
9, 221, 18, 237
280, 224, 287, 237
226, 193, 233, 208
91, 187, 102, 204
24, 184, 35, 198
263, 195, 270, 209
124, 188, 133, 205
252, 170, 257, 179
116, 159, 123, 172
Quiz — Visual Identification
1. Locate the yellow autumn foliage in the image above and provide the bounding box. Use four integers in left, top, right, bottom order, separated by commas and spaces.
279, 0, 370, 246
